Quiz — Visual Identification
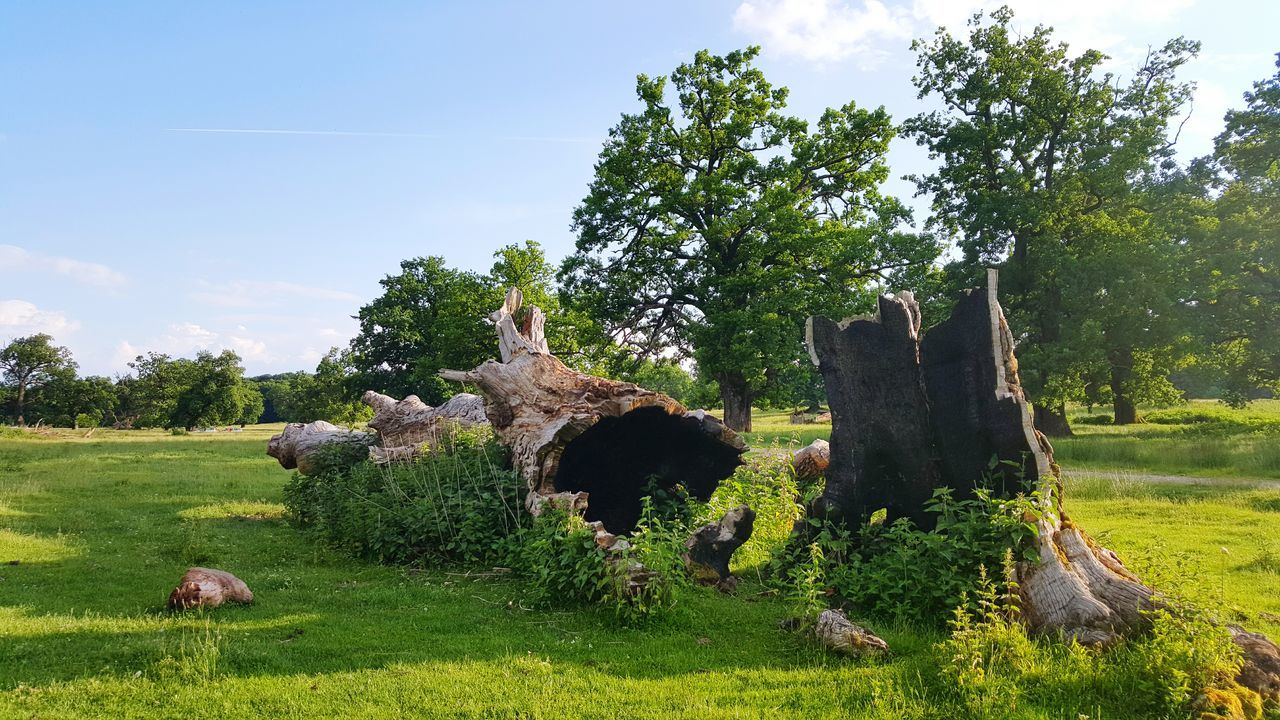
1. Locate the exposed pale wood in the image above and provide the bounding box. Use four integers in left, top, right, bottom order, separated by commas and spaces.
813, 609, 889, 656
441, 288, 746, 534
790, 438, 830, 481
266, 421, 373, 476
167, 567, 254, 611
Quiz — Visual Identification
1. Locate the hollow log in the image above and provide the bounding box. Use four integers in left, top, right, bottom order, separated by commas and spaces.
266, 421, 374, 476
167, 567, 254, 611
441, 287, 746, 535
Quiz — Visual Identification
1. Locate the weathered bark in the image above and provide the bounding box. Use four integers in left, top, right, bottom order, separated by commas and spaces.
790, 438, 830, 482
1231, 625, 1280, 704
266, 421, 374, 476
363, 390, 488, 463
684, 505, 755, 590
167, 567, 254, 611
267, 390, 490, 471
718, 371, 754, 433
805, 292, 942, 529
441, 287, 746, 535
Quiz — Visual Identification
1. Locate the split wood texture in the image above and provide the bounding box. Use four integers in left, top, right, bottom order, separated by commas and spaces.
813, 609, 889, 656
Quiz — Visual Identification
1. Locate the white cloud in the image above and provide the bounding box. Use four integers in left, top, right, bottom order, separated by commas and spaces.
0, 300, 80, 338
117, 322, 275, 366
733, 0, 913, 66
733, 0, 1199, 66
0, 245, 128, 289
189, 279, 361, 310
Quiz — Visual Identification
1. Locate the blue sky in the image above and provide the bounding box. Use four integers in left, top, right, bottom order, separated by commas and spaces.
2, 0, 1276, 376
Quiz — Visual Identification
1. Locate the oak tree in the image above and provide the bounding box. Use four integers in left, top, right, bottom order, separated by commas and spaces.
563, 47, 937, 431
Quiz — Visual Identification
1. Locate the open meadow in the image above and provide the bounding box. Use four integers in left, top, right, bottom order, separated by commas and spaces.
2, 410, 1279, 719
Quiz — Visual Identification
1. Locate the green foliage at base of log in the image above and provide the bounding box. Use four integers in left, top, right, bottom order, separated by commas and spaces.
774, 486, 1045, 627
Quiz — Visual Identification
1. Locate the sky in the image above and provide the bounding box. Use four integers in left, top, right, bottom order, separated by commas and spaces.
2, 0, 1276, 377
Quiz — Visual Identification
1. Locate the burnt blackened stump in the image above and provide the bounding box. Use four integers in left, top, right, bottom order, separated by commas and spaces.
553, 406, 744, 534
806, 293, 944, 529
920, 283, 1050, 496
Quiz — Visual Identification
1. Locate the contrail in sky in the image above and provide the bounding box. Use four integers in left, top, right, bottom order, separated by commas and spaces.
167, 128, 600, 144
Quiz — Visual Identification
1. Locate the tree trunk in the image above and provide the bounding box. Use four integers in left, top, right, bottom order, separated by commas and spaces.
807, 270, 1157, 644
718, 371, 753, 433
15, 381, 26, 426
441, 288, 746, 535
1109, 348, 1138, 425
1033, 403, 1073, 437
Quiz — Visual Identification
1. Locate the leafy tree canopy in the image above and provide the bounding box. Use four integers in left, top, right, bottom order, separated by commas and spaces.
1, 333, 76, 425
904, 8, 1198, 427
561, 46, 938, 431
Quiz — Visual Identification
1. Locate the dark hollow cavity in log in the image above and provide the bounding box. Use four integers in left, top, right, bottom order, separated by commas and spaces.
553, 405, 744, 534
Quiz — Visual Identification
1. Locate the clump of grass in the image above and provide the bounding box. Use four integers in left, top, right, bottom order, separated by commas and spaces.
178, 501, 285, 522
1239, 545, 1280, 574
1068, 471, 1156, 500
153, 619, 223, 683
1245, 491, 1280, 513
1144, 406, 1280, 434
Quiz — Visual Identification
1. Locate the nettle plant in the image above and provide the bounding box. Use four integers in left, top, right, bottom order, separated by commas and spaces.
774, 475, 1047, 627
517, 498, 692, 624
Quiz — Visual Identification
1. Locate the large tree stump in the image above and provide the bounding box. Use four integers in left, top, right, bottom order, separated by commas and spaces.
441, 287, 746, 535
805, 271, 1158, 647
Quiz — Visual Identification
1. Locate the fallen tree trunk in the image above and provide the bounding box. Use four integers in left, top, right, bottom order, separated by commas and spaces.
267, 391, 490, 472
790, 438, 830, 482
441, 287, 746, 535
266, 421, 374, 476
363, 390, 487, 463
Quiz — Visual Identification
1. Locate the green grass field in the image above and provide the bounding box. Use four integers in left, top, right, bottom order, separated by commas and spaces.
2, 418, 1279, 718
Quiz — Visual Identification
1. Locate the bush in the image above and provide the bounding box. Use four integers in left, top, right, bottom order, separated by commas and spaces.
1144, 406, 1280, 434
283, 433, 690, 622
283, 438, 527, 566
516, 509, 610, 606
515, 499, 690, 623
775, 485, 1045, 626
